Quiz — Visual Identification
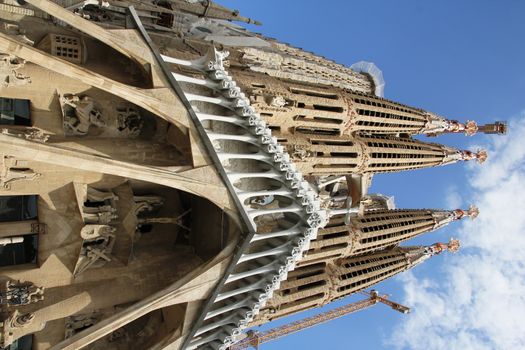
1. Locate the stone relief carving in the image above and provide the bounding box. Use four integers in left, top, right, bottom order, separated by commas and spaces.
0, 156, 41, 190
0, 53, 31, 88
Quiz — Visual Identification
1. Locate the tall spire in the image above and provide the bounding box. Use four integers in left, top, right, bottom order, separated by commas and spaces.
299, 206, 477, 266
432, 205, 479, 230
441, 148, 488, 166
423, 114, 507, 137
403, 238, 460, 267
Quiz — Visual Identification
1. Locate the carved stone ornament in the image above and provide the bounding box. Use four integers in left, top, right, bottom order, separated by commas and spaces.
1, 280, 44, 306
73, 225, 116, 276
23, 128, 50, 142
0, 53, 31, 87
82, 187, 119, 224
60, 94, 106, 136
269, 95, 287, 108
1, 128, 50, 143
0, 156, 41, 190
0, 310, 36, 348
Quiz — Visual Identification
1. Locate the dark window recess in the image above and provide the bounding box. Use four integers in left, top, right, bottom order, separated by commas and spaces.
0, 195, 38, 222
5, 334, 33, 350
0, 234, 38, 267
155, 1, 174, 28
138, 224, 153, 233
0, 98, 31, 126
195, 26, 212, 34
297, 280, 326, 291
321, 230, 349, 240
330, 152, 359, 158
312, 105, 344, 113
290, 88, 339, 100
294, 127, 340, 136
311, 140, 353, 146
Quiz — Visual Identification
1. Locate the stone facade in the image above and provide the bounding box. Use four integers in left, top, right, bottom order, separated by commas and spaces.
0, 1, 503, 349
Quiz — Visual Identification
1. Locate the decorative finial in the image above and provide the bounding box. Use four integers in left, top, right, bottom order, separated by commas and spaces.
467, 205, 479, 219
405, 239, 461, 266
446, 238, 461, 253
464, 121, 479, 136
476, 150, 488, 163
430, 238, 461, 255
446, 120, 479, 136
454, 205, 479, 220
461, 149, 488, 164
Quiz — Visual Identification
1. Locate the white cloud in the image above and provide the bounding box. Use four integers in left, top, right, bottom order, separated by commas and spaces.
388, 116, 525, 350
444, 187, 463, 209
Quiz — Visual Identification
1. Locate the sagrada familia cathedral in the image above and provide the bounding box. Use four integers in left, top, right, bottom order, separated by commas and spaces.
0, 1, 506, 349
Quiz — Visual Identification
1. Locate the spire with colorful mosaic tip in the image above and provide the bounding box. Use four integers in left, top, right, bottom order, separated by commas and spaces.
424, 113, 507, 137
453, 205, 480, 220
440, 148, 488, 166
431, 205, 479, 230
403, 238, 461, 267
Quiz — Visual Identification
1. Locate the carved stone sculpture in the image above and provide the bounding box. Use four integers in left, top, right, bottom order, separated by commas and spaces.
82, 188, 119, 224
0, 280, 44, 306
0, 310, 36, 348
73, 225, 116, 276
116, 106, 143, 137
0, 128, 49, 143
60, 94, 106, 136
0, 53, 31, 87
133, 195, 164, 215
80, 224, 116, 240
0, 156, 41, 190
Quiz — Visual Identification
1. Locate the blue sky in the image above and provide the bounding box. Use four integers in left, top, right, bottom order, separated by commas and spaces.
219, 1, 525, 349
